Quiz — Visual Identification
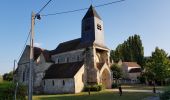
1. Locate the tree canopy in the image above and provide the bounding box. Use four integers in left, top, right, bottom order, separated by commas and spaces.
111, 34, 144, 66
145, 47, 170, 84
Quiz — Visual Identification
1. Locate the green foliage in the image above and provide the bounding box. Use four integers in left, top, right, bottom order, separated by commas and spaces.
110, 64, 123, 80
145, 47, 170, 85
160, 87, 170, 100
110, 34, 144, 66
3, 71, 13, 81
0, 82, 27, 100
111, 83, 121, 89
84, 84, 103, 92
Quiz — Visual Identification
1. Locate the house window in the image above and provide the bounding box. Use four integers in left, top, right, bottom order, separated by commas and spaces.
52, 80, 55, 86
97, 24, 102, 30
63, 80, 65, 86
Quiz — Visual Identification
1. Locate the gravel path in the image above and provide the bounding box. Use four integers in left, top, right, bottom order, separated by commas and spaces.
142, 96, 160, 100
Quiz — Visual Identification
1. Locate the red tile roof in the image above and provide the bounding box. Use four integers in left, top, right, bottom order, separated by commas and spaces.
123, 62, 141, 67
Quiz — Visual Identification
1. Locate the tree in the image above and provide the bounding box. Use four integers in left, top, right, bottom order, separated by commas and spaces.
3, 71, 13, 81
145, 47, 170, 85
110, 64, 123, 84
110, 34, 144, 66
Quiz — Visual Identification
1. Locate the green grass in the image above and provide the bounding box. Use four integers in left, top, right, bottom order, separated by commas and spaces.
33, 91, 157, 100
121, 84, 167, 91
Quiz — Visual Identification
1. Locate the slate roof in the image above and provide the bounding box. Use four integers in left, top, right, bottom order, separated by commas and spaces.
129, 68, 141, 73
51, 38, 109, 55
83, 5, 101, 20
44, 61, 84, 79
26, 45, 52, 62
123, 62, 141, 68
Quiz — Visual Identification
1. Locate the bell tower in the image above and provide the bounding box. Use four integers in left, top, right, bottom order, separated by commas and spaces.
81, 5, 105, 46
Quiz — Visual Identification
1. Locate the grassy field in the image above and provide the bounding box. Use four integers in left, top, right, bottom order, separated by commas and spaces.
121, 84, 167, 91
33, 91, 157, 100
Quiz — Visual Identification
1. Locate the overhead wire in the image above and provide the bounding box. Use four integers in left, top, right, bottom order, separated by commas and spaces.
41, 0, 125, 17
17, 0, 53, 61
17, 30, 31, 61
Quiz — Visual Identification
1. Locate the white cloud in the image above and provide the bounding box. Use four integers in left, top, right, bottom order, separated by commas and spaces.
34, 42, 42, 47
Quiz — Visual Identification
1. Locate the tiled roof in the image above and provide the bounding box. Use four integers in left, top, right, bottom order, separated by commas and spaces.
83, 5, 101, 20
123, 62, 141, 67
44, 61, 84, 79
129, 68, 141, 73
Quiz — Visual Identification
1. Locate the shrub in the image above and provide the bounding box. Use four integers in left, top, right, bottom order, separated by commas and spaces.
0, 82, 27, 100
112, 83, 120, 89
84, 84, 103, 92
160, 91, 170, 100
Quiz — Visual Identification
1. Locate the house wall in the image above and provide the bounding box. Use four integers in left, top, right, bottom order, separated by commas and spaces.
43, 79, 75, 94
128, 72, 141, 81
74, 65, 85, 93
51, 49, 84, 64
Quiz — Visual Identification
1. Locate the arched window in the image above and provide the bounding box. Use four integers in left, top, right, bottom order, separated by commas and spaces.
52, 80, 55, 86
63, 80, 65, 86
23, 72, 25, 82
67, 57, 69, 63
44, 80, 45, 86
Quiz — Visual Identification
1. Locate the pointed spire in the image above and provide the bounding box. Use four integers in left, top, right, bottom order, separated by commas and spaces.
83, 5, 101, 20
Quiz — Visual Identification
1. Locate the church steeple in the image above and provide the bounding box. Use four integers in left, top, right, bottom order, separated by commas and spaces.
81, 5, 105, 46
83, 5, 101, 20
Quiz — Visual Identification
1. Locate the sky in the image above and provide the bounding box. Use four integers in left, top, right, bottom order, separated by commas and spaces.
0, 0, 170, 75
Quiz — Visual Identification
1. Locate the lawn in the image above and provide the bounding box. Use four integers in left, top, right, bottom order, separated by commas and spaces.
33, 91, 157, 100
121, 84, 167, 91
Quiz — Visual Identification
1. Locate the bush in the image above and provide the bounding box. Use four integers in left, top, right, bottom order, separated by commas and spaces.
112, 83, 120, 89
160, 86, 170, 100
84, 84, 103, 92
0, 82, 27, 100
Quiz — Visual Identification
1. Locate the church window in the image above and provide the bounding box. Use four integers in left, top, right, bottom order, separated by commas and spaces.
77, 56, 80, 61
52, 80, 55, 86
23, 72, 25, 82
44, 81, 45, 86
67, 57, 69, 63
97, 24, 102, 30
63, 80, 65, 86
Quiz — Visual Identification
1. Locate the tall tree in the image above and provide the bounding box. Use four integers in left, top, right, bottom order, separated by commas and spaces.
145, 47, 170, 85
110, 34, 144, 66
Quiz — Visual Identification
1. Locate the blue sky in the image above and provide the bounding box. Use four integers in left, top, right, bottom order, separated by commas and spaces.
0, 0, 170, 75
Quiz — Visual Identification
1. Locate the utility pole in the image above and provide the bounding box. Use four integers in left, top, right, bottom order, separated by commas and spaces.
28, 12, 35, 100
13, 59, 17, 82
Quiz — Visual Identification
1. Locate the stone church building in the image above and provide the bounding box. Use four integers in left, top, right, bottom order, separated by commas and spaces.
15, 5, 112, 94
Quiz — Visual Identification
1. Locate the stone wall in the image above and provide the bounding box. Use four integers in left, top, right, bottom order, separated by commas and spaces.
51, 49, 84, 64
43, 78, 75, 94
74, 65, 85, 93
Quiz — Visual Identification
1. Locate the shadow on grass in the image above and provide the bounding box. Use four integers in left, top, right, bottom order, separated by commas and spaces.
37, 91, 156, 100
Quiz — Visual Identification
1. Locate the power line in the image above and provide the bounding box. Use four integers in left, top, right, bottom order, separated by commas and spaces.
41, 0, 125, 17
17, 30, 31, 61
37, 0, 53, 14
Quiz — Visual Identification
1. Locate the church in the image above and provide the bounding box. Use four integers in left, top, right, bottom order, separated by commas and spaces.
15, 5, 112, 94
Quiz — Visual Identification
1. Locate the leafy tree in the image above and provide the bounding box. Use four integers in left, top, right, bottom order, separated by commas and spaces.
3, 71, 13, 81
110, 34, 144, 66
110, 64, 123, 84
145, 47, 170, 85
